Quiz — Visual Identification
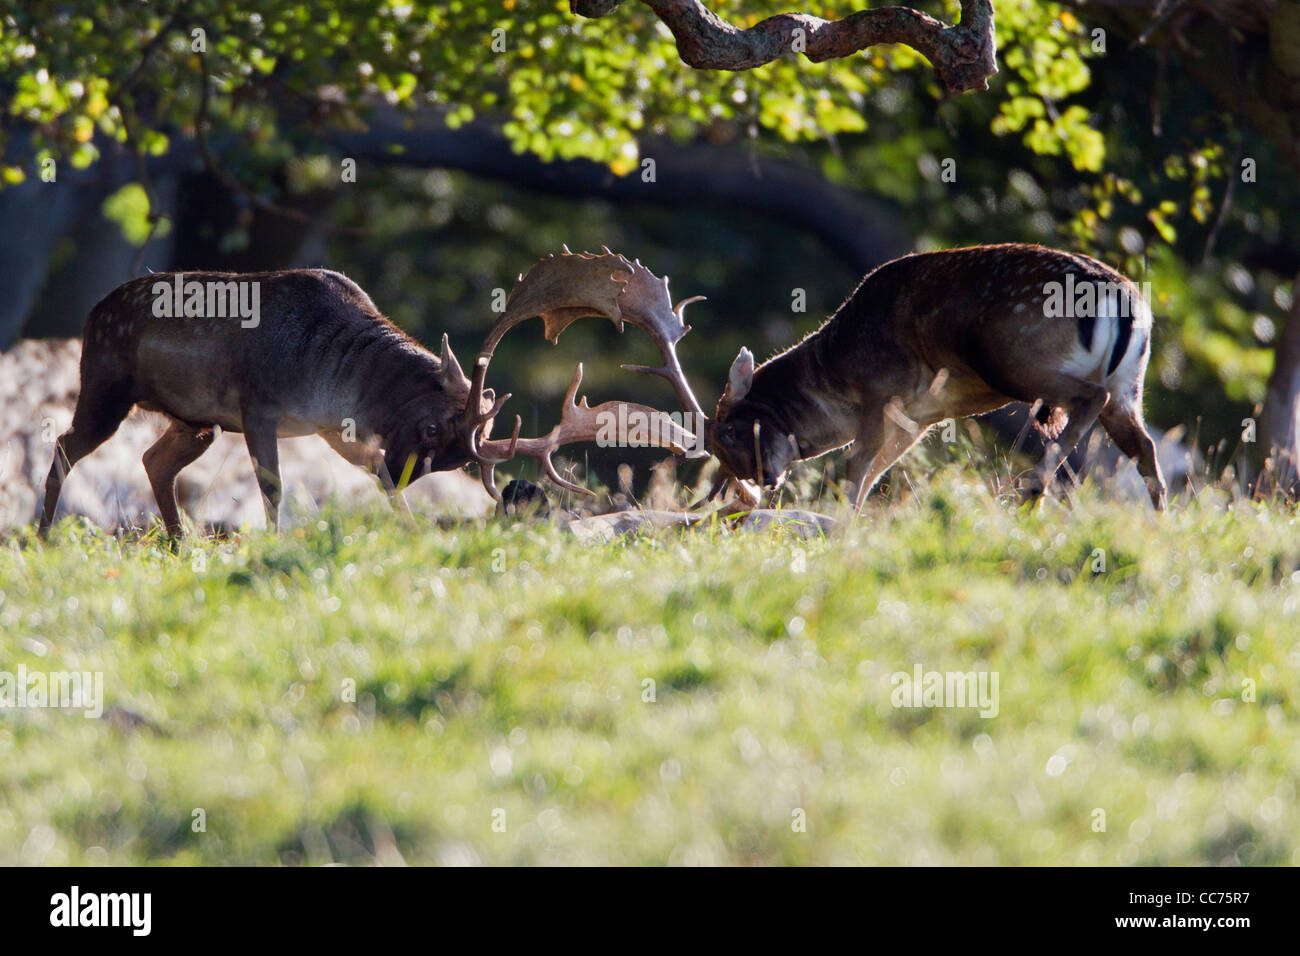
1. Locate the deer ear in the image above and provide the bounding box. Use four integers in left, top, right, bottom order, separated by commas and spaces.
439, 334, 469, 389
726, 347, 754, 402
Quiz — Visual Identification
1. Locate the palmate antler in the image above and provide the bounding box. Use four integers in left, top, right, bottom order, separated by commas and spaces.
460, 249, 712, 501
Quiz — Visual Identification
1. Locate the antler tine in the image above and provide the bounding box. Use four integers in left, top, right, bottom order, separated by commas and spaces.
479, 461, 500, 501
674, 295, 707, 323
614, 264, 709, 442
461, 249, 708, 495
462, 353, 515, 463
478, 363, 598, 498
471, 409, 520, 463
534, 363, 596, 495
477, 362, 700, 497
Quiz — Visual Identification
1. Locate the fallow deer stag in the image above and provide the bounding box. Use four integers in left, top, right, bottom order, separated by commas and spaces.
37, 269, 490, 538
705, 243, 1167, 511
37, 261, 699, 538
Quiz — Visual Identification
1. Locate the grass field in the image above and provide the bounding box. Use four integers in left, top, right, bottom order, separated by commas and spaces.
1, 463, 1297, 865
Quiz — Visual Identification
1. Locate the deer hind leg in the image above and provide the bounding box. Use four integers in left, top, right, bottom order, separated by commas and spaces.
143, 420, 216, 537
242, 415, 283, 532
38, 382, 134, 538
1028, 372, 1110, 498
1099, 401, 1166, 510
850, 398, 933, 513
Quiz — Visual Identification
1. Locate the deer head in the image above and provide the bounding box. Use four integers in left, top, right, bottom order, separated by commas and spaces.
705, 346, 800, 492
380, 333, 504, 487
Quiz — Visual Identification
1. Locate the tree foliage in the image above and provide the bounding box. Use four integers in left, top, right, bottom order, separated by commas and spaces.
2, 1, 1297, 453
3, 2, 1100, 175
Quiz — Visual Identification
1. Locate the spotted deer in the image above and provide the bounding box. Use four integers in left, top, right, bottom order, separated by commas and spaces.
705, 243, 1167, 510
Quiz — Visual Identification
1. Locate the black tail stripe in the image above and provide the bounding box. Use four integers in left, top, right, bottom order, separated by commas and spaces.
1107, 313, 1133, 376
1077, 313, 1095, 351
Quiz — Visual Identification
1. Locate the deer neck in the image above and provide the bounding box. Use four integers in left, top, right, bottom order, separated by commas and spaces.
338, 334, 445, 439
747, 340, 858, 460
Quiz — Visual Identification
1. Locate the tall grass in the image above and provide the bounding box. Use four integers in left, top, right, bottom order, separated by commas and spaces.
1, 457, 1296, 864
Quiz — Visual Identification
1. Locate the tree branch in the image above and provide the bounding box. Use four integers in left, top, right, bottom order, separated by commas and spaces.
572, 0, 998, 93
321, 109, 911, 271
112, 11, 185, 101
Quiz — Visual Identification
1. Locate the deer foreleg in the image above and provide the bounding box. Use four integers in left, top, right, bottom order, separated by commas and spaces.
242, 415, 283, 532
850, 398, 932, 513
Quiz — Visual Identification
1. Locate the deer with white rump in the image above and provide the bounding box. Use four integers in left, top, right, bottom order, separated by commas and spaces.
705, 243, 1167, 510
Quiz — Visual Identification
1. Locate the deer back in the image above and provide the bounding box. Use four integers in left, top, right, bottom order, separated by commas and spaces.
710, 244, 1153, 482
748, 244, 1148, 413
80, 269, 465, 438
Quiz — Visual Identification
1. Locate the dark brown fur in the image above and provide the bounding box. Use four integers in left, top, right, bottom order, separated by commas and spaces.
38, 269, 484, 537
708, 244, 1167, 510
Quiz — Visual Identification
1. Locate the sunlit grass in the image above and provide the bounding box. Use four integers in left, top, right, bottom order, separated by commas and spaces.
1, 462, 1297, 865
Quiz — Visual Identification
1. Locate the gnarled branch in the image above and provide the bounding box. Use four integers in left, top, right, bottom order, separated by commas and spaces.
572, 0, 998, 93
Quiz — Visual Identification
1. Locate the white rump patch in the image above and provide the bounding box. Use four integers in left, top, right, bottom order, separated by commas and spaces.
1059, 299, 1117, 382
1104, 293, 1153, 395
1056, 282, 1151, 386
